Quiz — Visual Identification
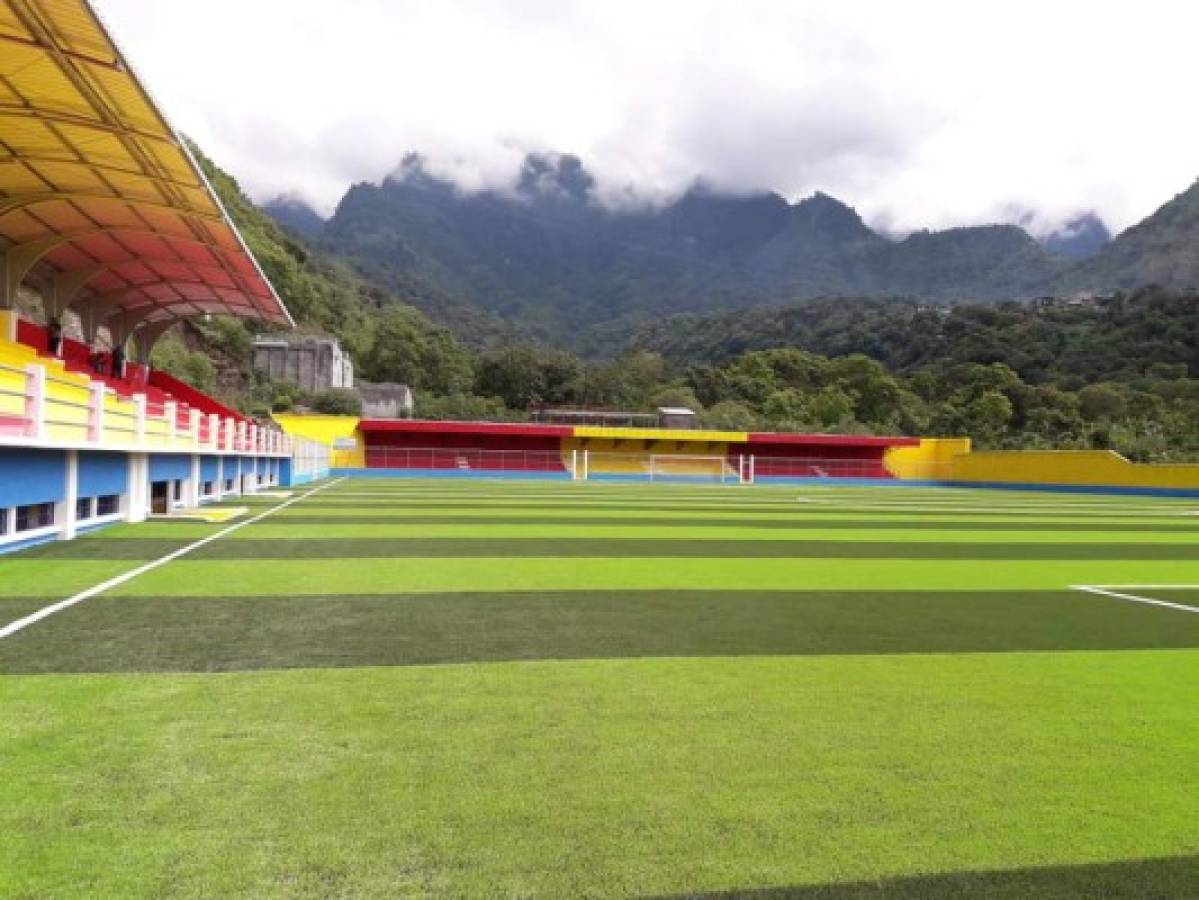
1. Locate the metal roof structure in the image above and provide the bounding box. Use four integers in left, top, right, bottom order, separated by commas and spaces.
0, 0, 292, 350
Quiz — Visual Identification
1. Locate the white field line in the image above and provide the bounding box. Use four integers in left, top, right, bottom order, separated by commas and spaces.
794, 494, 1191, 510
794, 498, 1197, 517
1071, 584, 1199, 615
314, 491, 1188, 515
0, 478, 345, 641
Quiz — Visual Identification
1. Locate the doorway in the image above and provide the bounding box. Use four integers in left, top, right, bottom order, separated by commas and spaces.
150, 481, 170, 515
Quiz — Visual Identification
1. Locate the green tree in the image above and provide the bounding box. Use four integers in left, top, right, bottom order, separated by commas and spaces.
309, 389, 362, 415
702, 400, 760, 431
1077, 383, 1127, 421
474, 347, 546, 409
360, 308, 474, 394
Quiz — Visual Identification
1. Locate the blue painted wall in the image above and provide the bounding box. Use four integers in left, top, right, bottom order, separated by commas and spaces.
0, 448, 66, 506
200, 456, 219, 481
78, 451, 127, 497
329, 467, 570, 481
148, 453, 191, 482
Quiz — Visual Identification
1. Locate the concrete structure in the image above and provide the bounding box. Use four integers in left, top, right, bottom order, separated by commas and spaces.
253, 335, 354, 393
271, 415, 921, 482
657, 406, 697, 429
0, 314, 332, 552
0, 0, 335, 554
358, 381, 414, 419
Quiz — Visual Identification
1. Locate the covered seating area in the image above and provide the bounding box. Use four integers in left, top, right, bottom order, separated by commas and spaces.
0, 0, 291, 388
0, 0, 308, 548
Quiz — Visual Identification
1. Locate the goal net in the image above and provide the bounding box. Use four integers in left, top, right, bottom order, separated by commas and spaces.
647, 454, 741, 483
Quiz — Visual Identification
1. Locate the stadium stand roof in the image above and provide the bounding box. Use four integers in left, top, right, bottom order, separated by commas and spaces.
0, 0, 292, 348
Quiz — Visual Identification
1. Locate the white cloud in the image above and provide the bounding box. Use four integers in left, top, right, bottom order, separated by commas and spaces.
98, 0, 1199, 233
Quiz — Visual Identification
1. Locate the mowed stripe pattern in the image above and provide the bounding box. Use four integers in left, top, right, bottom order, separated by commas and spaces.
2, 479, 1199, 898
1, 479, 1198, 672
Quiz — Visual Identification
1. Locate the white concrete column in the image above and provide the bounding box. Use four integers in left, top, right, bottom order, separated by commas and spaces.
24, 363, 45, 440
207, 413, 219, 450
60, 449, 79, 541
185, 454, 200, 508
189, 409, 201, 446
134, 394, 147, 446
164, 401, 177, 443
125, 453, 148, 523
87, 382, 105, 443
215, 456, 225, 499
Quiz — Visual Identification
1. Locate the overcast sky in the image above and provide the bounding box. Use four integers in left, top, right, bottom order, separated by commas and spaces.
99, 0, 1199, 235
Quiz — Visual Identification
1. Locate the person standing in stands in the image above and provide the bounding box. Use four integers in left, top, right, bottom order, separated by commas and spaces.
111, 342, 125, 379
89, 346, 107, 375
47, 318, 63, 357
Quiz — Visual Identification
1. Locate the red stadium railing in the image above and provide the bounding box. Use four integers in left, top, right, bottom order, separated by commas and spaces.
749, 457, 892, 479
361, 446, 910, 481
365, 446, 568, 472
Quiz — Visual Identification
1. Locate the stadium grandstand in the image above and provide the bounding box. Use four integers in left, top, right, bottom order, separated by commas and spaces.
271, 414, 952, 483
0, 0, 327, 551
356, 419, 921, 482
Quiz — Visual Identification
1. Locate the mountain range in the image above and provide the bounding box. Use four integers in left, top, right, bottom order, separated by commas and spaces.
263, 153, 1199, 349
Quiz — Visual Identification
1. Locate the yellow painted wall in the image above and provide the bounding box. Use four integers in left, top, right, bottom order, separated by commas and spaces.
272, 413, 364, 467
562, 436, 738, 476
572, 425, 747, 443
0, 310, 16, 343
102, 394, 139, 444
949, 449, 1199, 492
885, 438, 971, 481
0, 360, 25, 416
42, 370, 91, 443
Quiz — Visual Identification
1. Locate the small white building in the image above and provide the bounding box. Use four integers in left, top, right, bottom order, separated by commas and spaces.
657, 407, 697, 429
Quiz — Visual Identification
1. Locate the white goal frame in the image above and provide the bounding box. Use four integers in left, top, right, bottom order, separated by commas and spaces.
647, 454, 743, 484
569, 450, 756, 483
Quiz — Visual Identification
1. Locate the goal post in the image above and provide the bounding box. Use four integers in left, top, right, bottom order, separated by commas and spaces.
647, 454, 741, 484
738, 453, 754, 485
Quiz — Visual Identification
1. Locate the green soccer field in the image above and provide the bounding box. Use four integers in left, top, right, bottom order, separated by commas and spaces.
2, 477, 1198, 898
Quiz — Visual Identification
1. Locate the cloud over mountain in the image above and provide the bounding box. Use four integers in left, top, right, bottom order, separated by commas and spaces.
99, 0, 1199, 235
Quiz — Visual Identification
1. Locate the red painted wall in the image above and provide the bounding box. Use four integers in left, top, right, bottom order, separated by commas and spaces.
148, 370, 245, 422
360, 422, 566, 471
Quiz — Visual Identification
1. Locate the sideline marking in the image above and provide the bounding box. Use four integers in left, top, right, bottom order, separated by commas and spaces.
794, 497, 1195, 517
0, 478, 345, 641
1071, 584, 1199, 615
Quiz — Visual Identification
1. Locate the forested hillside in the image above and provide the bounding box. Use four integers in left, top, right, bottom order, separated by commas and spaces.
626, 289, 1199, 383
411, 330, 1199, 461
150, 147, 477, 414
159, 148, 1199, 462
311, 154, 1073, 345
1062, 180, 1199, 292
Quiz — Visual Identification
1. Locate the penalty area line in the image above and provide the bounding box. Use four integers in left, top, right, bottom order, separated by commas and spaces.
0, 477, 345, 642
1070, 584, 1199, 615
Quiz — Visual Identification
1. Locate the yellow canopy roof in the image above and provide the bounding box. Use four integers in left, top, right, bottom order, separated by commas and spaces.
0, 0, 293, 335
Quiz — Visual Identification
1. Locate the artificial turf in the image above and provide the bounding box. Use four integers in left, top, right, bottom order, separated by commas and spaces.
1, 477, 1197, 898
